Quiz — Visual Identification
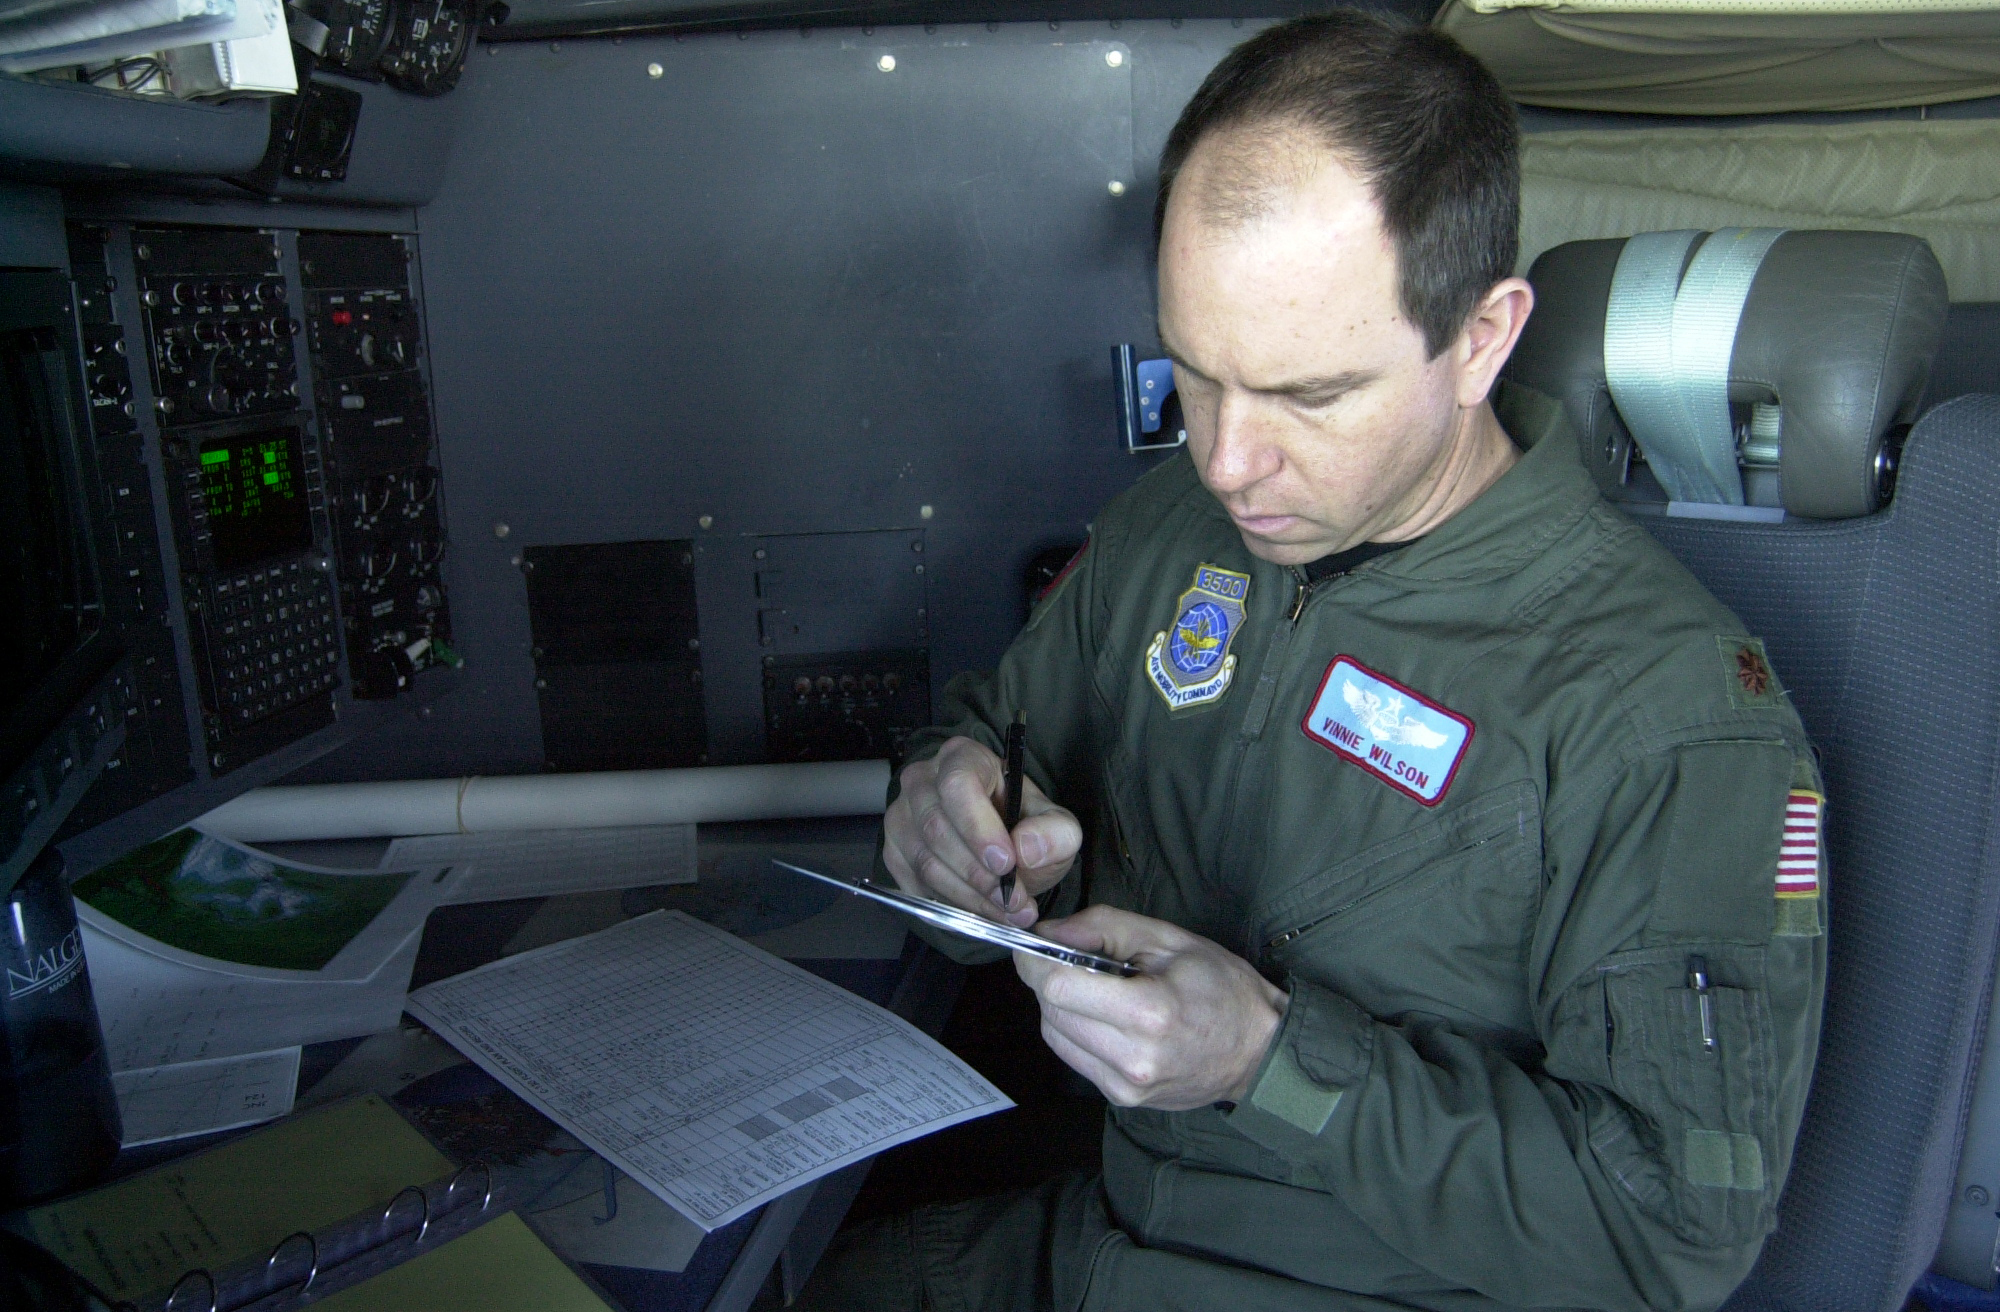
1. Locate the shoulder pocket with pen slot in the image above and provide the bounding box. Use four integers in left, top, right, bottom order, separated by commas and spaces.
1592, 946, 1778, 1249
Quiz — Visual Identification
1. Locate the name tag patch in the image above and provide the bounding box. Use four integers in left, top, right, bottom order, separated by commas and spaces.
1301, 657, 1473, 805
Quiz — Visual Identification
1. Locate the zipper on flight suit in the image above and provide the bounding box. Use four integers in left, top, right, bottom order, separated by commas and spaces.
1212, 566, 1337, 949
1286, 570, 1319, 624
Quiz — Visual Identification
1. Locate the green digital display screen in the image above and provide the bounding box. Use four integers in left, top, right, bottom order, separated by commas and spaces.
197, 428, 312, 571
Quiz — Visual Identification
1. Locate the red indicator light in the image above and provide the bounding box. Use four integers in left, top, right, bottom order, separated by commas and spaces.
331, 309, 353, 326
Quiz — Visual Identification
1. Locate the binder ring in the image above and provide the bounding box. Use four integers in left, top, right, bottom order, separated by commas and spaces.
383, 1184, 431, 1245
266, 1230, 319, 1293
447, 1160, 494, 1213
164, 1268, 217, 1312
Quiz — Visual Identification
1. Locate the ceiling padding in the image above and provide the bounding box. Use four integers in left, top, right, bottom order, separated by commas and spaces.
1518, 119, 2000, 298
1438, 3, 2000, 113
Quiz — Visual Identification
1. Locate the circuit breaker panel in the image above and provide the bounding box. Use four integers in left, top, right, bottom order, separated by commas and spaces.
47, 219, 458, 861
300, 231, 455, 700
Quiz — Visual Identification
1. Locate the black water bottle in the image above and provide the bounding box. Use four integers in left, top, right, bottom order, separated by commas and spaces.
0, 848, 121, 1206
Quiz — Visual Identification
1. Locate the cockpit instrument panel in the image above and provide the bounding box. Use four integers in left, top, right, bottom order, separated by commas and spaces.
380, 0, 475, 96
314, 0, 405, 78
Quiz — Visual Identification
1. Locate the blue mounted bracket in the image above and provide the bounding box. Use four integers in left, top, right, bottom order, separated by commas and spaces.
1113, 344, 1185, 453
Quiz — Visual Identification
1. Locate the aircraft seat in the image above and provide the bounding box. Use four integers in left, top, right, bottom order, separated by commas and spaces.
1505, 231, 1999, 1312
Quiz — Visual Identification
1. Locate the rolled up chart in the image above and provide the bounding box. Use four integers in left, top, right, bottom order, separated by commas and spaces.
197, 760, 892, 844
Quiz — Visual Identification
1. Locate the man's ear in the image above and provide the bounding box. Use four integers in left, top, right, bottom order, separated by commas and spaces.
1454, 277, 1534, 410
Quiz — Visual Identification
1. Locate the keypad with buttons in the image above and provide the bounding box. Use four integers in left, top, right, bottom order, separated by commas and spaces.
200, 557, 341, 728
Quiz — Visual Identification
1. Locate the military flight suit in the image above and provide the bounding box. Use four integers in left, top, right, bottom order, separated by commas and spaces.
829, 385, 1828, 1312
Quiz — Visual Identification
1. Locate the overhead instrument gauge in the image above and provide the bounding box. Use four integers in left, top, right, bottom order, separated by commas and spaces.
314, 0, 404, 77
380, 0, 475, 96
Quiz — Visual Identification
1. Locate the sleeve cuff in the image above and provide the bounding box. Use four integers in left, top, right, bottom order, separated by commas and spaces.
1229, 977, 1374, 1144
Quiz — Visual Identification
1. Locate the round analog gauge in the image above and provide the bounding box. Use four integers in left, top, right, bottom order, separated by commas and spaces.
318, 0, 403, 76
382, 0, 475, 96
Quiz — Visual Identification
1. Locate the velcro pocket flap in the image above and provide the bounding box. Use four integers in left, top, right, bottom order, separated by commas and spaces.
1594, 946, 1778, 1248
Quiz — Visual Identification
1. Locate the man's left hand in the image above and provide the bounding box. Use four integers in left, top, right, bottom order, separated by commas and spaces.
1014, 906, 1287, 1111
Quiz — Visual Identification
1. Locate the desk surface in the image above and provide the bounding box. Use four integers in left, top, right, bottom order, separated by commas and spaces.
87, 819, 956, 1312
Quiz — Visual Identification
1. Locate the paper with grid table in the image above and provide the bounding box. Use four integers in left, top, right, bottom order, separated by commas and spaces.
406, 910, 1011, 1231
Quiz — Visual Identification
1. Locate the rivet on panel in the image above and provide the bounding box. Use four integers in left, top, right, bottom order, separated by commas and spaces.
1108, 180, 1126, 196
877, 53, 895, 71
648, 61, 663, 77
549, 40, 560, 50
698, 514, 714, 529
493, 521, 510, 538
920, 504, 934, 519
1104, 49, 1124, 67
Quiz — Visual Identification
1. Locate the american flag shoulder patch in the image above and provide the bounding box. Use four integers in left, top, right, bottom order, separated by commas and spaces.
1778, 790, 1823, 899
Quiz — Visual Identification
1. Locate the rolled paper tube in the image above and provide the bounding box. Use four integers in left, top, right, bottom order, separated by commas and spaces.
196, 760, 893, 843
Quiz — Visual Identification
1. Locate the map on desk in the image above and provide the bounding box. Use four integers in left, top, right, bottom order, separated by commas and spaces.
406, 910, 1012, 1231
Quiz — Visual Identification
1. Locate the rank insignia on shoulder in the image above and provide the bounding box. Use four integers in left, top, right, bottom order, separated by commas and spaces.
1719, 635, 1785, 709
1775, 789, 1824, 937
1146, 564, 1250, 710
1301, 656, 1473, 806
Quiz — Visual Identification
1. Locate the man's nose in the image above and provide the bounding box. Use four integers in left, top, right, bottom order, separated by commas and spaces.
1200, 393, 1281, 495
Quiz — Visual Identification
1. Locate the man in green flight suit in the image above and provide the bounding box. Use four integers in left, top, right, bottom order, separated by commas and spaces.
800, 12, 1827, 1312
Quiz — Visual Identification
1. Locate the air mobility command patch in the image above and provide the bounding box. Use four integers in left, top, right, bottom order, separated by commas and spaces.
1719, 635, 1784, 710
1775, 788, 1824, 938
1145, 564, 1249, 710
1301, 656, 1473, 806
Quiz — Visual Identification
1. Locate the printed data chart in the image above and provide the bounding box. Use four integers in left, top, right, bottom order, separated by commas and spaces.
408, 911, 1011, 1230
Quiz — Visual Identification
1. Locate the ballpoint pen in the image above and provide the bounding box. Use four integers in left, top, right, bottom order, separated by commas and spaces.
999, 711, 1026, 911
1689, 954, 1716, 1051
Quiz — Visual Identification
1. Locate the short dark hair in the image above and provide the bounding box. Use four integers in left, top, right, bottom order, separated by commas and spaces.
1155, 12, 1519, 358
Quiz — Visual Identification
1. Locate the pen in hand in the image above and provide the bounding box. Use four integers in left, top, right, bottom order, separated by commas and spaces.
999, 711, 1026, 912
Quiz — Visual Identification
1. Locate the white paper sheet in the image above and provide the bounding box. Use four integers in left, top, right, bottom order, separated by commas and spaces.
407, 911, 1012, 1231
383, 825, 698, 904
112, 1045, 299, 1146
295, 1021, 467, 1109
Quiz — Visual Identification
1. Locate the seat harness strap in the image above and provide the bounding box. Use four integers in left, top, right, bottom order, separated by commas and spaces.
1604, 227, 1787, 506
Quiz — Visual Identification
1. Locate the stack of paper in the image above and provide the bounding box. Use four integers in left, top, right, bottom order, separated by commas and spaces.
0, 0, 277, 76
72, 827, 462, 1072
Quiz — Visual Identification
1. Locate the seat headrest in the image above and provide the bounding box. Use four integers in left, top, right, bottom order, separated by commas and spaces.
1506, 230, 1948, 519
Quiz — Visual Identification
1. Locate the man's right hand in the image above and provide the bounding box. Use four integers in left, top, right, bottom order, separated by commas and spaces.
883, 735, 1082, 927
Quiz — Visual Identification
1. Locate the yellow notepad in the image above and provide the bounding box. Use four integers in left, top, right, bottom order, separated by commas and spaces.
12, 1094, 454, 1302
309, 1212, 614, 1312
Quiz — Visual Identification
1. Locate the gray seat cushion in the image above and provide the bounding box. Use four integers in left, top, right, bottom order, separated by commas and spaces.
1636, 396, 2000, 1312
